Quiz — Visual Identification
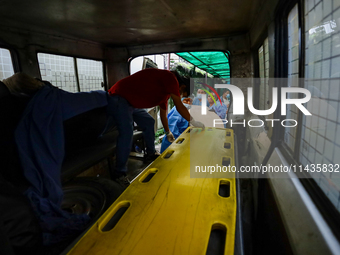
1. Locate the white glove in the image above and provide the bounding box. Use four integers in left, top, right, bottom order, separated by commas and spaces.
166, 131, 175, 142
191, 119, 205, 130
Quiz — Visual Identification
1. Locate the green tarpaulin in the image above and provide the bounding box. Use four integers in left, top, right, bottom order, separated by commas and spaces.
176, 51, 230, 79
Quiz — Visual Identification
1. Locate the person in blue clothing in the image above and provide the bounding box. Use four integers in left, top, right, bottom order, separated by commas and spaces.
160, 97, 192, 153
192, 89, 209, 107
208, 93, 228, 124
222, 90, 231, 106
222, 90, 231, 121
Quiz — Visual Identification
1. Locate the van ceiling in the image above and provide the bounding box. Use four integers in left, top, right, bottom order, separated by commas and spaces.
0, 0, 262, 46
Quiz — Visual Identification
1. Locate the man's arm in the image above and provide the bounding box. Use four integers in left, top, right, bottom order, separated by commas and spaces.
159, 107, 170, 132
168, 94, 205, 130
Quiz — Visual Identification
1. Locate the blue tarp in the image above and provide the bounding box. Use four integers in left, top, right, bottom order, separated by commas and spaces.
15, 83, 108, 245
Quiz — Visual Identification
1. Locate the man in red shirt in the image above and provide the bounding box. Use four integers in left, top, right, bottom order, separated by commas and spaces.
107, 68, 204, 184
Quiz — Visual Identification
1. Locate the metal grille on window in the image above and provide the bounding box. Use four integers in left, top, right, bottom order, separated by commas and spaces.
300, 0, 340, 212
285, 4, 300, 152
0, 48, 14, 80
264, 38, 270, 110
258, 38, 269, 111
37, 53, 78, 93
258, 45, 265, 110
76, 58, 104, 92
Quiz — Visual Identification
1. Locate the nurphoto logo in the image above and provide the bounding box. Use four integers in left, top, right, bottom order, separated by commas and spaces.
197, 83, 312, 128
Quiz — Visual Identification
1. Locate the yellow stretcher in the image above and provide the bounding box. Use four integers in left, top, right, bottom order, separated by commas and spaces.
67, 127, 236, 255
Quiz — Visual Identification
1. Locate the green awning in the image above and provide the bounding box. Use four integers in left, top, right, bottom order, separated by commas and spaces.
176, 51, 230, 79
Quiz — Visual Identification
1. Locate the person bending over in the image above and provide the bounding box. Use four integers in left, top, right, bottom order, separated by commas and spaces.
107, 69, 205, 184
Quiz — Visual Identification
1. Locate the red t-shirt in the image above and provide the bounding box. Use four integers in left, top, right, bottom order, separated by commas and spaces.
108, 69, 180, 110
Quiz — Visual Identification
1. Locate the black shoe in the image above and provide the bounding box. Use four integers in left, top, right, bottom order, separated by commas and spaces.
115, 175, 130, 188
144, 151, 161, 163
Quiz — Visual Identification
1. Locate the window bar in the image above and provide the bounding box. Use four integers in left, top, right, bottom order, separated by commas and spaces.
73, 58, 81, 92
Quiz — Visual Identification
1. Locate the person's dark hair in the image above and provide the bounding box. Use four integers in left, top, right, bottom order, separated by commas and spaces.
170, 70, 191, 96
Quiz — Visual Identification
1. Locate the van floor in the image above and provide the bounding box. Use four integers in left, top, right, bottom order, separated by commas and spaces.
126, 156, 149, 181
75, 155, 149, 182
126, 143, 162, 182
79, 144, 162, 182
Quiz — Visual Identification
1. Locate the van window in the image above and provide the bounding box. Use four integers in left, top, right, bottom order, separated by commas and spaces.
38, 53, 78, 92
76, 58, 104, 92
300, 0, 340, 211
130, 54, 166, 75
0, 48, 14, 80
38, 53, 105, 92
